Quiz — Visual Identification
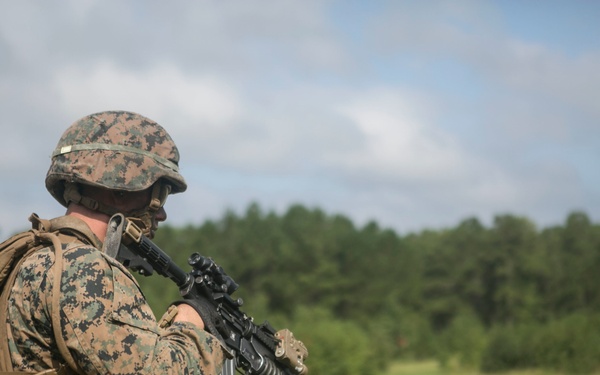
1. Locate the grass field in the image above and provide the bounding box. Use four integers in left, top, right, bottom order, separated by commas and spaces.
383, 361, 475, 375
381, 361, 600, 375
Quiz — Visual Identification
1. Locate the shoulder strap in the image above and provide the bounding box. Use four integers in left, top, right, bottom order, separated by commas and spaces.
36, 215, 89, 374
38, 232, 81, 374
47, 215, 102, 250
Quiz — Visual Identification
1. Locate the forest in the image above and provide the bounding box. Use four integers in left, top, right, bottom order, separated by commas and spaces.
136, 203, 600, 375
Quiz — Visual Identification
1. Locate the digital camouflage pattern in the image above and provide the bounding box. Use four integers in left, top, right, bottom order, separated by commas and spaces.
45, 111, 187, 207
6, 216, 225, 374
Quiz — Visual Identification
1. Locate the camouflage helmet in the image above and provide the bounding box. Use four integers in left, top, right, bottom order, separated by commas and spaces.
46, 110, 187, 207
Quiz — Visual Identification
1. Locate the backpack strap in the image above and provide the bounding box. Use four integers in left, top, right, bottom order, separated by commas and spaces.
29, 213, 52, 233
47, 215, 102, 250
38, 231, 81, 374
36, 215, 92, 374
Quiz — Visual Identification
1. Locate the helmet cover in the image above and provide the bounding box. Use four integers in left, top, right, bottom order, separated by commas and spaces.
46, 110, 187, 207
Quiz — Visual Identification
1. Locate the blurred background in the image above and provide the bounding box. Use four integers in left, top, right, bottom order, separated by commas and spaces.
1, 1, 599, 374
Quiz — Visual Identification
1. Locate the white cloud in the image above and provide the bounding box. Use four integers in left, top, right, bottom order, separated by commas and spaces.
334, 88, 468, 184
55, 62, 242, 127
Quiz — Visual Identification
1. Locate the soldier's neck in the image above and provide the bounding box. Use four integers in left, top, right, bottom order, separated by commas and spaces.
66, 203, 110, 242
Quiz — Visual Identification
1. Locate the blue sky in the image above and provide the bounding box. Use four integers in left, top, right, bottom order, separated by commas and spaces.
0, 0, 598, 236
498, 1, 600, 55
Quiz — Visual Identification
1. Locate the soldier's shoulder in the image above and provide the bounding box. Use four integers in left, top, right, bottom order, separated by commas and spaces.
17, 242, 109, 280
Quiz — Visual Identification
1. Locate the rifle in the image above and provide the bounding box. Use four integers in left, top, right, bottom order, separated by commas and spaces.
103, 214, 308, 375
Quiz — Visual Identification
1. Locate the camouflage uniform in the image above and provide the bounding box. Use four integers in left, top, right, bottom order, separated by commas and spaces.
4, 111, 226, 374
7, 216, 225, 374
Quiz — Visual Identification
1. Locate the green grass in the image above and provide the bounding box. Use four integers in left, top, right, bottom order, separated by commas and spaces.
381, 361, 600, 375
383, 361, 445, 375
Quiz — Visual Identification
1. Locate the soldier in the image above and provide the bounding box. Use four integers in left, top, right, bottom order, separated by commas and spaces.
2, 111, 226, 374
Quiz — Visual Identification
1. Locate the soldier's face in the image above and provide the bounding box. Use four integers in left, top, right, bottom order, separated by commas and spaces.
116, 185, 168, 238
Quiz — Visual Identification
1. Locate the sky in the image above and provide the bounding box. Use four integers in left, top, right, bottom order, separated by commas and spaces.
0, 0, 598, 237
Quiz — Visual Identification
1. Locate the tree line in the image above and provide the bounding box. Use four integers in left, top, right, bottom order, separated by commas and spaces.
137, 203, 600, 375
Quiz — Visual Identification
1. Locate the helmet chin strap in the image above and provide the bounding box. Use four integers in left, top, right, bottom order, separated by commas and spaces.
63, 182, 164, 237
125, 183, 170, 236
122, 206, 160, 238
63, 182, 119, 216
